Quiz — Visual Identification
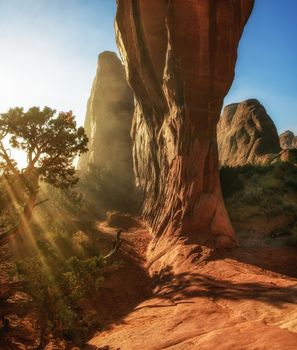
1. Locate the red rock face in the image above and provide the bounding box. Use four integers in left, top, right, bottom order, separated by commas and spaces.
115, 0, 254, 271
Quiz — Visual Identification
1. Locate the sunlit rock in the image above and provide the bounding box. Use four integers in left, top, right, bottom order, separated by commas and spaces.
218, 99, 281, 166
115, 0, 254, 271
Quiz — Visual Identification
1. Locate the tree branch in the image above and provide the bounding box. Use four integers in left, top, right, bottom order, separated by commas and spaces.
34, 198, 49, 207
0, 142, 19, 177
25, 148, 42, 174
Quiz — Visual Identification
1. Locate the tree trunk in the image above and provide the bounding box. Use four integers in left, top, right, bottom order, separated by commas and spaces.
17, 190, 38, 234
0, 171, 40, 242
115, 0, 254, 272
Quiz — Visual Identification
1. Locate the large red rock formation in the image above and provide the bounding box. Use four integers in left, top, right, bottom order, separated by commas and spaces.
115, 0, 254, 271
218, 99, 281, 166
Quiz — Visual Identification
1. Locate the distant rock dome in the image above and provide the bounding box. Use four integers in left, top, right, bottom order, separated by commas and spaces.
279, 130, 297, 149
217, 99, 281, 166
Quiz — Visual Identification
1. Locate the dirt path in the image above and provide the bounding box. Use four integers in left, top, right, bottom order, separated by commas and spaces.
87, 221, 297, 350
83, 217, 153, 329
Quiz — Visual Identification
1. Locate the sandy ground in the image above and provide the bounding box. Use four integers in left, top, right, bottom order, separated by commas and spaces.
87, 217, 297, 350
1, 215, 297, 349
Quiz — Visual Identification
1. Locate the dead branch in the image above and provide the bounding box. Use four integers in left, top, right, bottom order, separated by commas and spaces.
34, 199, 49, 207
103, 230, 122, 260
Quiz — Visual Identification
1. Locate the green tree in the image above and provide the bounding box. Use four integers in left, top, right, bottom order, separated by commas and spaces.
0, 106, 88, 240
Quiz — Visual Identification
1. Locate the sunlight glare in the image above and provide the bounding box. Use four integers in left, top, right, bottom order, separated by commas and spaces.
3, 136, 28, 170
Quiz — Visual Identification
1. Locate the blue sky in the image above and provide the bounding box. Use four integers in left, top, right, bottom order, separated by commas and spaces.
0, 0, 117, 127
0, 0, 296, 134
225, 0, 297, 134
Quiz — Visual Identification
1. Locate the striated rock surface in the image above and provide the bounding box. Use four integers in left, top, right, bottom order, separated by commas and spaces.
280, 130, 297, 149
78, 51, 138, 211
218, 99, 281, 166
115, 0, 254, 271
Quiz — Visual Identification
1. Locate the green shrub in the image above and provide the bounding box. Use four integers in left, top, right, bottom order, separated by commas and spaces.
223, 161, 297, 222
15, 238, 118, 345
287, 148, 297, 163
238, 164, 272, 176
283, 165, 297, 192
64, 255, 105, 299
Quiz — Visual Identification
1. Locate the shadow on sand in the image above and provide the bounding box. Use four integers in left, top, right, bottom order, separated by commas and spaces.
152, 265, 297, 308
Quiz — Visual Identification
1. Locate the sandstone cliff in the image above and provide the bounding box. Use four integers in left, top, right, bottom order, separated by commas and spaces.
78, 51, 138, 211
280, 130, 297, 149
218, 99, 281, 166
115, 0, 254, 272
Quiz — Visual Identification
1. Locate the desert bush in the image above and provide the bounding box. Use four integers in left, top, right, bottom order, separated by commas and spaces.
223, 161, 297, 223
16, 237, 118, 345
239, 186, 263, 205
287, 148, 297, 163
238, 163, 272, 176
64, 255, 106, 299
283, 165, 297, 192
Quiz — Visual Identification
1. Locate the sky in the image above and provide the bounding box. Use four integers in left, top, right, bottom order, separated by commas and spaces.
225, 0, 297, 134
0, 0, 296, 135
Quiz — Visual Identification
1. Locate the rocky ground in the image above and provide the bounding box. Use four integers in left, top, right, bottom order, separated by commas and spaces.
0, 240, 40, 350
1, 214, 297, 349
87, 216, 297, 350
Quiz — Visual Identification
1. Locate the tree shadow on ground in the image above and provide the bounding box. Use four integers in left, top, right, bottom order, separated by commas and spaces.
152, 265, 297, 308
81, 228, 153, 328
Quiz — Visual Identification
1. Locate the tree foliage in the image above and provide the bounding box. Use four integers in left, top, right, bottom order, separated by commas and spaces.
0, 106, 88, 188
15, 239, 108, 345
0, 106, 88, 240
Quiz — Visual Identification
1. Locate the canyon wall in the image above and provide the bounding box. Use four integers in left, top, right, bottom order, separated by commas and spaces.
78, 51, 139, 211
218, 99, 281, 166
115, 0, 254, 269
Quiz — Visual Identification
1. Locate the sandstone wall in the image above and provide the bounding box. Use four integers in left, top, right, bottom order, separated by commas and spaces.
115, 0, 254, 270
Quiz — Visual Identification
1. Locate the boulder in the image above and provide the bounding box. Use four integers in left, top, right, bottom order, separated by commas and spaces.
218, 99, 281, 166
279, 130, 297, 149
